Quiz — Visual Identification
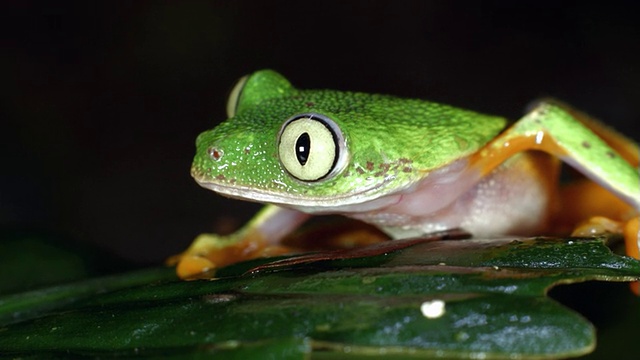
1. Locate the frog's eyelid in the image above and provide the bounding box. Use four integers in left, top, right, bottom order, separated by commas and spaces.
226, 75, 249, 118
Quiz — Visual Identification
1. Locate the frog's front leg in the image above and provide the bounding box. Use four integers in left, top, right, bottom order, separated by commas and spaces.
470, 100, 640, 260
169, 205, 310, 279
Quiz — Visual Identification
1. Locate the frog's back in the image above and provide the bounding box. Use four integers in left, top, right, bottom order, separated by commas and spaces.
292, 89, 509, 172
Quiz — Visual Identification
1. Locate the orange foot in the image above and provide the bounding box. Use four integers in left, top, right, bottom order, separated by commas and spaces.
572, 216, 640, 295
168, 233, 294, 280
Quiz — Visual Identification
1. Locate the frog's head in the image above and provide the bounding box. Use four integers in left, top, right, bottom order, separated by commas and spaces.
191, 70, 505, 212
190, 70, 426, 211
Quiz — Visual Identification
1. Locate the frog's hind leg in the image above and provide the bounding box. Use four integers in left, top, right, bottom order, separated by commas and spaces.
549, 99, 640, 256
470, 100, 640, 267
538, 100, 639, 264
539, 98, 639, 166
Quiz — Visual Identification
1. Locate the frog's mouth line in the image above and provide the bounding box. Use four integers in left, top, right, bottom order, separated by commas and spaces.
192, 175, 401, 213
191, 158, 475, 214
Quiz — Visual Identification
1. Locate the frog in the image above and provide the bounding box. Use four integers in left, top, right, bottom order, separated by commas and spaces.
171, 69, 640, 281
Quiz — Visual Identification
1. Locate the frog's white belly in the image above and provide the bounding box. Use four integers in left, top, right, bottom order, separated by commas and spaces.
337, 152, 557, 238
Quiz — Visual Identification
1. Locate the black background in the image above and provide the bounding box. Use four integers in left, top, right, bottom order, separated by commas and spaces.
3, 1, 639, 264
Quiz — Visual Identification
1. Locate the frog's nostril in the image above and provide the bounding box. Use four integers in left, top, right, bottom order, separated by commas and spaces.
208, 147, 223, 161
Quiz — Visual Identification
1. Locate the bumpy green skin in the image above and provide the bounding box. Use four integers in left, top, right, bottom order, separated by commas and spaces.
191, 70, 507, 203
502, 102, 640, 207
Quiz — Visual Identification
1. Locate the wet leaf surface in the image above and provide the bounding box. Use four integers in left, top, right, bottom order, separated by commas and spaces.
0, 235, 638, 359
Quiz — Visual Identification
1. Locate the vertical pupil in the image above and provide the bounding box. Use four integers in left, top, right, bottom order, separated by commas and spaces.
295, 132, 310, 166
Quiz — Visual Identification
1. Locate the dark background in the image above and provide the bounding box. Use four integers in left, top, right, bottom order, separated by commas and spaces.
2, 1, 639, 265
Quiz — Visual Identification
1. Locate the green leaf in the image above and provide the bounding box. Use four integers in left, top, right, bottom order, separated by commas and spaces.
0, 236, 638, 359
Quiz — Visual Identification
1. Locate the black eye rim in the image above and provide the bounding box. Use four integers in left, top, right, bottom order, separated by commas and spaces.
277, 112, 347, 182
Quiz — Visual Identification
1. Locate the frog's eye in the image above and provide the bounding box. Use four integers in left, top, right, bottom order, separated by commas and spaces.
278, 113, 348, 182
225, 75, 249, 118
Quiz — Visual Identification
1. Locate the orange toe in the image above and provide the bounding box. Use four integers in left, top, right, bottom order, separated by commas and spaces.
176, 255, 216, 280
624, 217, 639, 260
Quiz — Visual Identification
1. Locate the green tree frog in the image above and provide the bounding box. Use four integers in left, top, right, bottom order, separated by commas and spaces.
172, 70, 640, 280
